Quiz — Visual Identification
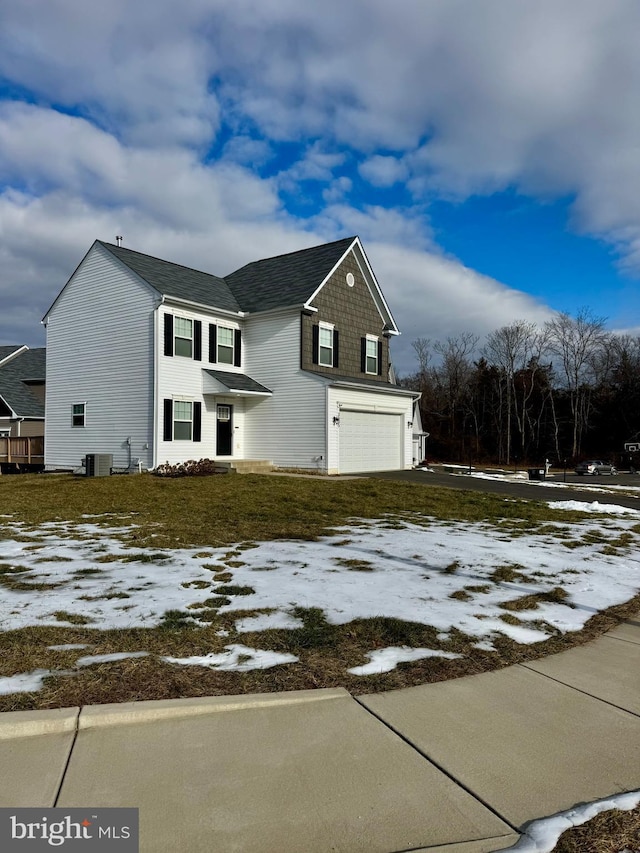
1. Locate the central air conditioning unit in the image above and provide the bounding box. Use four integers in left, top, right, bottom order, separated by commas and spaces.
85, 454, 113, 477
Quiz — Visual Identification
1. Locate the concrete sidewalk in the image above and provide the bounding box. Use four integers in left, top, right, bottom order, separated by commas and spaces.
1, 615, 638, 852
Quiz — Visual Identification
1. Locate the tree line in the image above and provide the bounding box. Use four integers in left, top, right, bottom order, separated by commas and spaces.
399, 310, 640, 468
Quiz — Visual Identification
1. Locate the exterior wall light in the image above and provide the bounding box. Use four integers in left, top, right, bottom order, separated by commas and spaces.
333, 416, 340, 426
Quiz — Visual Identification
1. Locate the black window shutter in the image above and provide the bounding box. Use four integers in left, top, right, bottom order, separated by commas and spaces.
360, 337, 366, 373
193, 321, 202, 361
333, 330, 339, 368
312, 325, 319, 365
164, 314, 173, 357
234, 329, 242, 367
193, 402, 202, 442
377, 340, 383, 375
208, 324, 217, 363
163, 399, 173, 441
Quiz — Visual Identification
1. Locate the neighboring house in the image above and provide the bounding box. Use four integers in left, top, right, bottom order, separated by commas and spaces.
43, 236, 418, 474
0, 345, 46, 438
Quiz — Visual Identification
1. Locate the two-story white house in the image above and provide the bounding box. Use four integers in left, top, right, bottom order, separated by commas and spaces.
43, 236, 418, 474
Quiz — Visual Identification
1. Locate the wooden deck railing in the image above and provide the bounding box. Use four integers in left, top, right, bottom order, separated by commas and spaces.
0, 436, 45, 467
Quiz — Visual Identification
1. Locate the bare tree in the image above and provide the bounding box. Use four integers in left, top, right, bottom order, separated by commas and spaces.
433, 333, 479, 448
545, 309, 608, 457
484, 320, 546, 465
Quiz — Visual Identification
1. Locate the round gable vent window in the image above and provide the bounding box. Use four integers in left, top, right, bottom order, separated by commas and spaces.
346, 272, 355, 287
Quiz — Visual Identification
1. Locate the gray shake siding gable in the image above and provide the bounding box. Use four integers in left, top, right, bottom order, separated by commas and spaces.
300, 250, 390, 380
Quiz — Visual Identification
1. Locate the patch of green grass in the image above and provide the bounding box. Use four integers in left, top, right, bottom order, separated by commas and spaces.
52, 611, 93, 625
449, 590, 472, 601
332, 557, 374, 571
465, 584, 492, 593
500, 587, 570, 612
213, 585, 255, 596
33, 555, 73, 563
78, 592, 131, 601
0, 563, 29, 575
490, 563, 529, 583
499, 613, 524, 626
158, 610, 195, 629
1, 575, 64, 591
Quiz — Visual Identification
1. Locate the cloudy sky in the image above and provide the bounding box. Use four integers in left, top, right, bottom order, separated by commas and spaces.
2, 0, 640, 376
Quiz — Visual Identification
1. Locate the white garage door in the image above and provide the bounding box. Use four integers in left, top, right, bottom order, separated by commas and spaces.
339, 410, 403, 473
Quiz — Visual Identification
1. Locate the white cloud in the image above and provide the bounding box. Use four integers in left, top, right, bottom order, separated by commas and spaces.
358, 155, 408, 188
368, 243, 554, 376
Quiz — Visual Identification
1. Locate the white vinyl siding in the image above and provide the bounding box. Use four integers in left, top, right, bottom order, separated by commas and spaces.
157, 307, 246, 465
243, 310, 326, 470
44, 244, 156, 470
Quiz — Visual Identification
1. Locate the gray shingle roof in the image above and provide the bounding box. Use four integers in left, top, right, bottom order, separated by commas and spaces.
203, 370, 272, 394
98, 237, 356, 315
98, 242, 241, 313
224, 237, 355, 312
304, 370, 414, 394
0, 345, 25, 365
0, 348, 46, 418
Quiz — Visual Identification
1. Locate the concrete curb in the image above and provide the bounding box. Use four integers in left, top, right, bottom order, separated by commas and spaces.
78, 687, 349, 729
0, 706, 79, 740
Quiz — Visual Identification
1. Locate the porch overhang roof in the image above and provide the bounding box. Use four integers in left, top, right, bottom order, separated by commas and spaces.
305, 371, 419, 399
202, 369, 272, 397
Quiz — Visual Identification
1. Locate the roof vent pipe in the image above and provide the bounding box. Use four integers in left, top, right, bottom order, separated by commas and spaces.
115, 235, 123, 246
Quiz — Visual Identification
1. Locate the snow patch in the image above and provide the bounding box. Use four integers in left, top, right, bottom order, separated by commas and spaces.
348, 646, 462, 675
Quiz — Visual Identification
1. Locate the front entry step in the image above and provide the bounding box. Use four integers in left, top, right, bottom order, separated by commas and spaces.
216, 459, 273, 475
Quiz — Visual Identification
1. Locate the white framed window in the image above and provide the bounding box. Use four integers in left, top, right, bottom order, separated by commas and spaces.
319, 323, 334, 367
366, 336, 378, 374
72, 403, 86, 427
217, 326, 234, 364
174, 317, 193, 358
173, 400, 193, 440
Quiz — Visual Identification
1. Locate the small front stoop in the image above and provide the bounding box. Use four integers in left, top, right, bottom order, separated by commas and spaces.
216, 460, 273, 475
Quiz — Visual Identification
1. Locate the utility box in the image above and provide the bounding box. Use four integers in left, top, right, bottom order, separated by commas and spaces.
85, 454, 113, 477
528, 468, 546, 481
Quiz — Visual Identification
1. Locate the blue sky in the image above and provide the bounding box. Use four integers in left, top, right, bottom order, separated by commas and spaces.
1, 0, 639, 377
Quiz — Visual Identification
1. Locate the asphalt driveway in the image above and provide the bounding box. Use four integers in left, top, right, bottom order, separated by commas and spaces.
362, 467, 640, 511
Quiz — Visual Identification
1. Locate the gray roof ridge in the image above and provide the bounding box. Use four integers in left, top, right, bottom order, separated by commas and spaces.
225, 235, 357, 277
97, 240, 227, 284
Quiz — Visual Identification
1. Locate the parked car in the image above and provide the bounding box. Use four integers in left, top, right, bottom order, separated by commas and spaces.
575, 459, 618, 476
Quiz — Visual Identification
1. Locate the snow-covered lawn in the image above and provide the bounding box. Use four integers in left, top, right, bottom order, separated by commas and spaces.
1, 501, 639, 691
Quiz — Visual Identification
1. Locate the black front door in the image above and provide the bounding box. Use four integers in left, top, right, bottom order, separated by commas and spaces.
216, 404, 233, 456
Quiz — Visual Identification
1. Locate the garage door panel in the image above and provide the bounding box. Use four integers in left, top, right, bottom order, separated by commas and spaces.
339, 411, 403, 473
